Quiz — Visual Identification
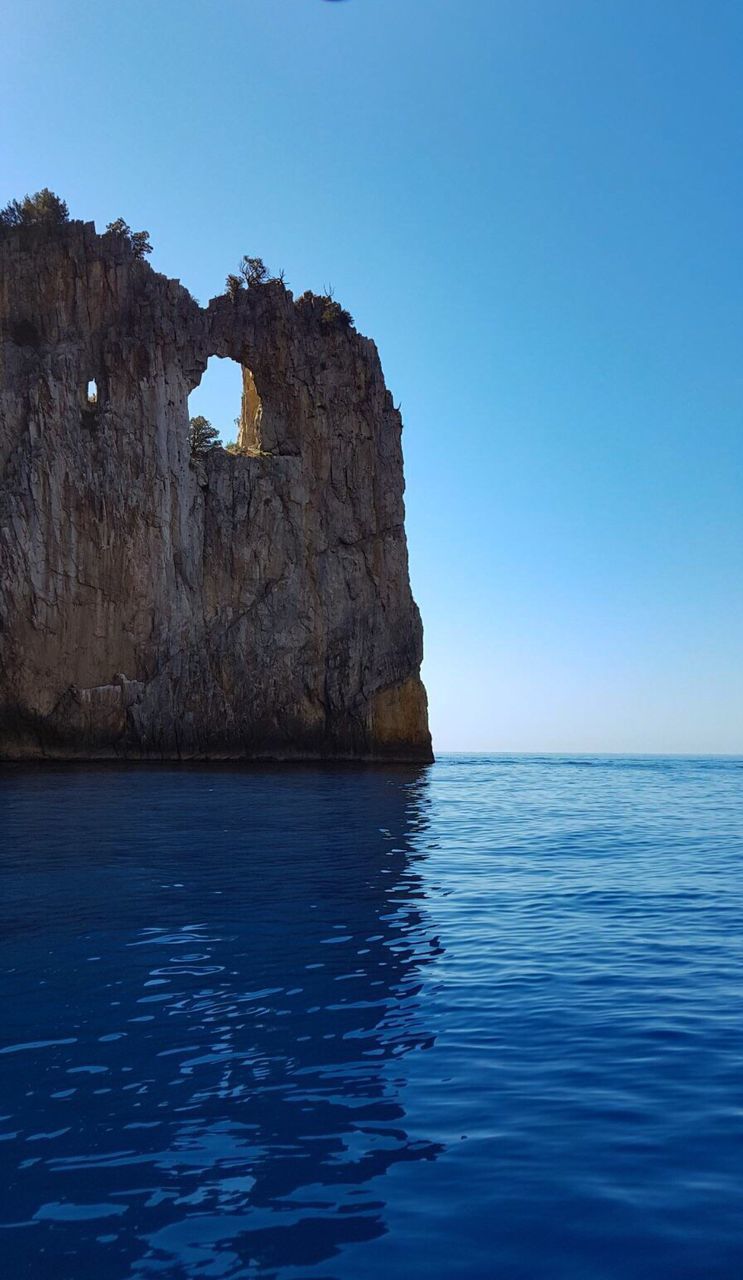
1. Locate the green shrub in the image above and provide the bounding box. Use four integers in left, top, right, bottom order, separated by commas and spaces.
189, 415, 220, 456
105, 218, 153, 259
296, 290, 353, 329
0, 188, 69, 227
239, 256, 268, 286
224, 257, 286, 297
321, 297, 354, 328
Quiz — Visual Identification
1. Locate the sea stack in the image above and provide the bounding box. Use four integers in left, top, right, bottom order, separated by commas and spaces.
0, 219, 432, 761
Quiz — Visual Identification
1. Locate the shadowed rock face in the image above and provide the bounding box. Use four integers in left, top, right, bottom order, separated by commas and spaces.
0, 221, 432, 760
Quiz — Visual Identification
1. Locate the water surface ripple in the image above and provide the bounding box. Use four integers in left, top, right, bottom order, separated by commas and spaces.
1, 756, 742, 1278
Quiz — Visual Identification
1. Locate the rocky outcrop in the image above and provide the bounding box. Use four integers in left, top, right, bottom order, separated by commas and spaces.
0, 220, 431, 760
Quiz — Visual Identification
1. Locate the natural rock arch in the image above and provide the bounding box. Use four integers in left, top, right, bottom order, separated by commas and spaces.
0, 218, 431, 761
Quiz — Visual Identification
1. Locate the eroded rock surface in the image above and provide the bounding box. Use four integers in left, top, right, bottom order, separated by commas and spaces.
0, 221, 431, 760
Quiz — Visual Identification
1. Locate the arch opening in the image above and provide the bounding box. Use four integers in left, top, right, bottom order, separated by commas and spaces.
188, 355, 263, 456
81, 376, 101, 428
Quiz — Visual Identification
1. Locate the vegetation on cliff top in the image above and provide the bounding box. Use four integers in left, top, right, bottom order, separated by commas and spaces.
296, 289, 354, 330
223, 256, 354, 331
2, 192, 355, 335
0, 188, 70, 228
105, 218, 153, 260
0, 191, 154, 264
224, 256, 286, 299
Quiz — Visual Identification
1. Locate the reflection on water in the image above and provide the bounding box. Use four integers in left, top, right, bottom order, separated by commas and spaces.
5, 756, 743, 1279
0, 766, 442, 1279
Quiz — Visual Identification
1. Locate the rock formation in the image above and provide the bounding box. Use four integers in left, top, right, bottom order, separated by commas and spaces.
0, 219, 432, 760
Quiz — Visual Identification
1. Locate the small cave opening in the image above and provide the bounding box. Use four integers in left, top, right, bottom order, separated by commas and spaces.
81, 376, 102, 430
188, 355, 263, 457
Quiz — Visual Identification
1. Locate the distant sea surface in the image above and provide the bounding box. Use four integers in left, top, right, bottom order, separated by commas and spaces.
2, 755, 743, 1279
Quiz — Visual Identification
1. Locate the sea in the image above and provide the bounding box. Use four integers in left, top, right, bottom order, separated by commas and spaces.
1, 755, 742, 1279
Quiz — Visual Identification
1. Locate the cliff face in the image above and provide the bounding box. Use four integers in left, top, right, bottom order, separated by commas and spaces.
0, 221, 432, 760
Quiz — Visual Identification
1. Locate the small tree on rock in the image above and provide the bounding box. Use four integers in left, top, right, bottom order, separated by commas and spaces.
296, 290, 353, 329
321, 297, 354, 328
225, 257, 285, 298
105, 218, 153, 259
189, 415, 220, 456
0, 188, 69, 227
239, 256, 268, 286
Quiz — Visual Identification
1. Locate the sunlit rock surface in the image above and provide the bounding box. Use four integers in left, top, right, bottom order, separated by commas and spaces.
0, 220, 431, 760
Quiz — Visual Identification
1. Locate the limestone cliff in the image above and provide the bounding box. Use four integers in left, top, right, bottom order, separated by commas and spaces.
0, 219, 432, 760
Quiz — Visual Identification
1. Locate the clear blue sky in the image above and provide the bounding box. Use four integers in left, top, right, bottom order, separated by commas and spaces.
3, 0, 743, 753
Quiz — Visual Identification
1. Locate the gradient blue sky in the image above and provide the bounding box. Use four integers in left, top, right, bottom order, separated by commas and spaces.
3, 0, 742, 752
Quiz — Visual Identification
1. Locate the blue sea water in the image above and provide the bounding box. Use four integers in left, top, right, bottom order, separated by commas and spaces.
1, 755, 743, 1279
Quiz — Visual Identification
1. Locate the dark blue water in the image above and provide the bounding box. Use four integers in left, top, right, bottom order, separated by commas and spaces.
1, 756, 743, 1279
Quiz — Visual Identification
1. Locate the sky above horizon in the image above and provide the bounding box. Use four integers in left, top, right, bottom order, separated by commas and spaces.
3, 0, 743, 753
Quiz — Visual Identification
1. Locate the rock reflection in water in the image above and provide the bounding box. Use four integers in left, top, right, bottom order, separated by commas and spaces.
0, 765, 442, 1279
